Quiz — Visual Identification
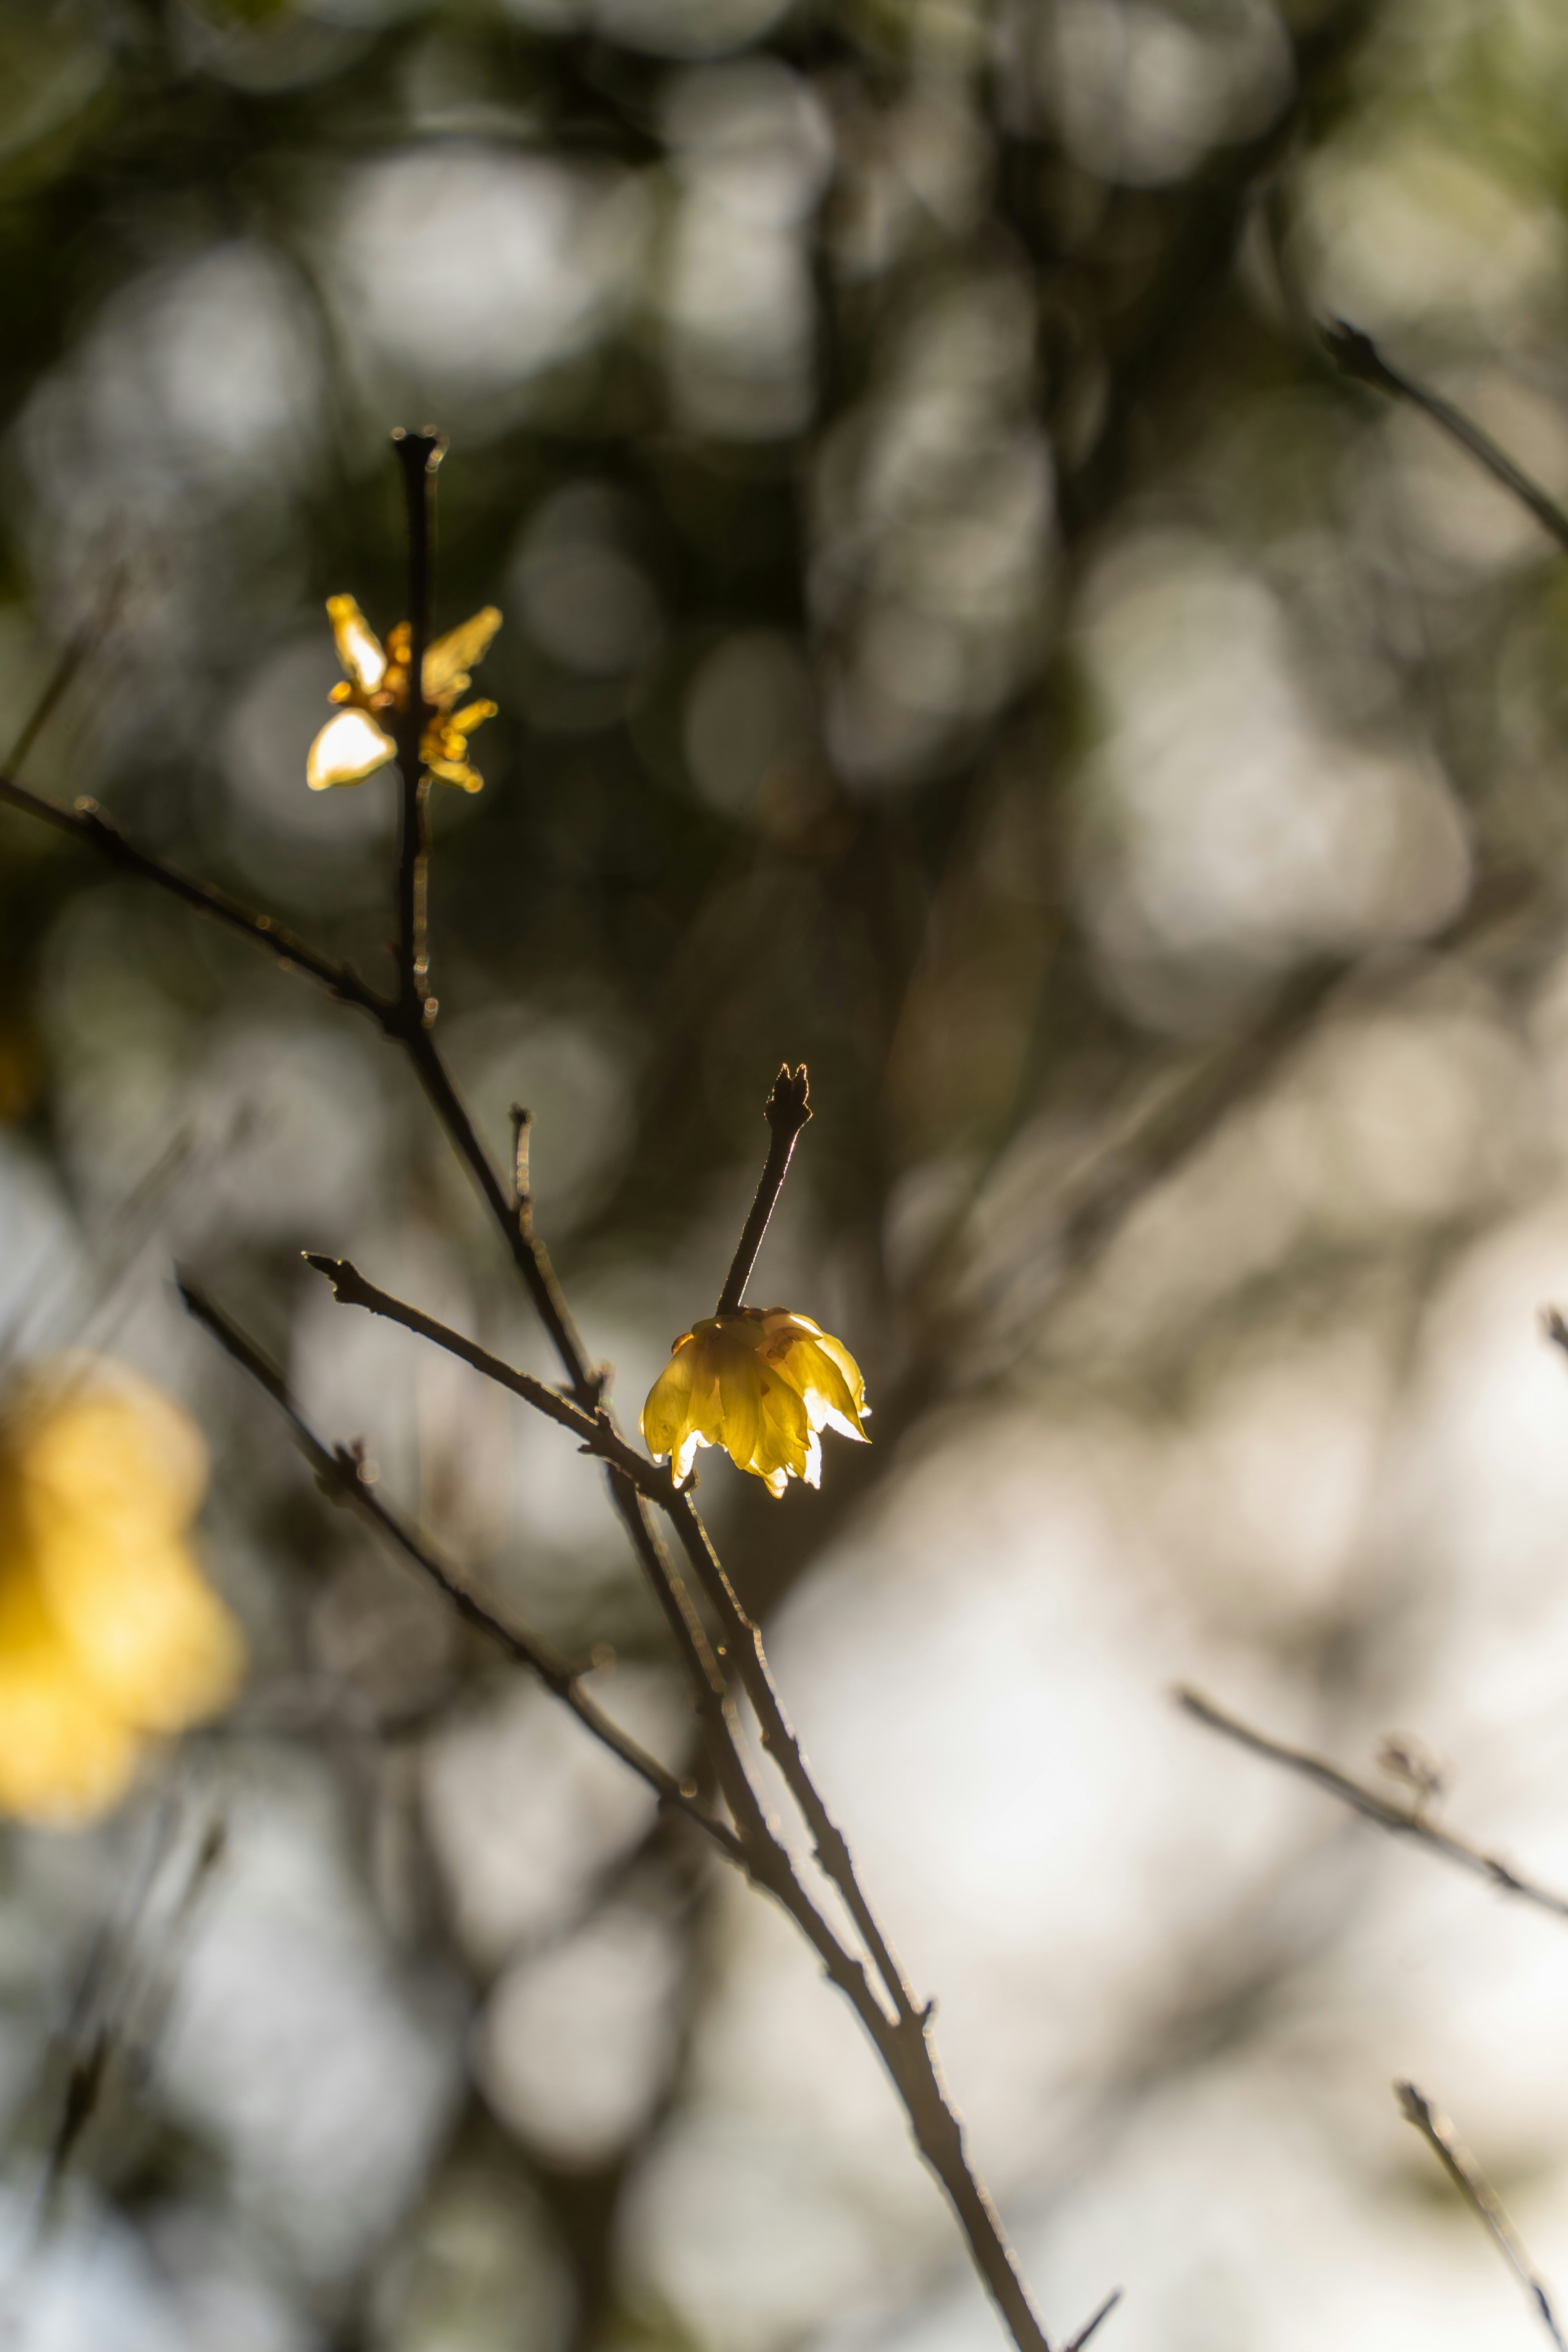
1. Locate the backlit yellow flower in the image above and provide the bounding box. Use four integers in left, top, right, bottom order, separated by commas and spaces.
641, 1309, 869, 1498
307, 596, 502, 794
0, 1357, 245, 1825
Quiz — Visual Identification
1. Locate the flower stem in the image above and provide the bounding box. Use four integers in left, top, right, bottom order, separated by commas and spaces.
390, 427, 444, 1017
716, 1065, 812, 1314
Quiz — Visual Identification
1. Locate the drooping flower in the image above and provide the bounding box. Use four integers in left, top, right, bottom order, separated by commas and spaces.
307, 595, 502, 794
641, 1308, 869, 1498
0, 1356, 245, 1824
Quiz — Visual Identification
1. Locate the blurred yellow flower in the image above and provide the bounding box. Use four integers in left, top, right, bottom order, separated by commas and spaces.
0, 1358, 244, 1825
307, 596, 501, 794
641, 1309, 869, 1498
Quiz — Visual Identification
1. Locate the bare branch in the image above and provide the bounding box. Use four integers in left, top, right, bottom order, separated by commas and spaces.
1177, 1689, 1568, 1922
0, 772, 392, 1018
1323, 320, 1568, 553
717, 1064, 812, 1315
301, 1252, 671, 1502
187, 1275, 1065, 2351
1396, 2082, 1565, 2350
177, 1274, 744, 1864
390, 426, 443, 1018
1062, 2290, 1123, 2352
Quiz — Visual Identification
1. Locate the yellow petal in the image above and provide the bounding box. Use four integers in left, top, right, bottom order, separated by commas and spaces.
424, 607, 501, 703
717, 1345, 762, 1472
780, 1337, 868, 1442
308, 708, 396, 791
811, 1330, 869, 1420
749, 1374, 810, 1484
641, 1337, 702, 1460
327, 595, 387, 694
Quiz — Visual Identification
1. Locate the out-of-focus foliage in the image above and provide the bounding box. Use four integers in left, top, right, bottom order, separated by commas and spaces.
9, 0, 1568, 2348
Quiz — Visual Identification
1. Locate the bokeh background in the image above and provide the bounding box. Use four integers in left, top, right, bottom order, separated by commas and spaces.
8, 0, 1568, 2345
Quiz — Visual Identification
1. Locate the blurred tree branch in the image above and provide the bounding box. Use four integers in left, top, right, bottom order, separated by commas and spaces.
1396, 2081, 1565, 2349
1177, 1688, 1568, 1923
1323, 321, 1568, 552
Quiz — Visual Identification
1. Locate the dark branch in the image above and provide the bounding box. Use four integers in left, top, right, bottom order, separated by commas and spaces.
1396, 2082, 1565, 2349
0, 774, 392, 1018
1323, 320, 1568, 552
717, 1064, 812, 1315
178, 1274, 742, 1864
301, 1253, 670, 1503
1177, 1688, 1568, 1922
390, 425, 443, 1014
1062, 2291, 1123, 2352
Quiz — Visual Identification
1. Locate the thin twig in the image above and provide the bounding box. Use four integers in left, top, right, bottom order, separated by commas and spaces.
0, 771, 391, 1016
1322, 321, 1568, 553
1176, 1689, 1568, 1922
667, 1486, 917, 2020
717, 1064, 812, 1314
1396, 2082, 1565, 2349
1062, 2291, 1123, 2352
301, 1253, 671, 1502
176, 1275, 744, 1865
390, 427, 443, 1016
4, 641, 90, 781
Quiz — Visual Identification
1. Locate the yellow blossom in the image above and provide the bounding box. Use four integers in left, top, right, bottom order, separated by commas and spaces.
641, 1308, 870, 1498
0, 1357, 245, 1825
307, 596, 501, 794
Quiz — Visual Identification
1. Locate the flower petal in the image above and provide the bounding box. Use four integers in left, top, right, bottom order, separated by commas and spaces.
782, 1337, 869, 1442
327, 595, 387, 693
307, 708, 396, 791
424, 607, 501, 703
641, 1341, 699, 1461
717, 1344, 763, 1472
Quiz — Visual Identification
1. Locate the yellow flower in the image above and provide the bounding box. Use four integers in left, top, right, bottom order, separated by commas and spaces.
0, 1357, 245, 1825
306, 596, 502, 794
641, 1309, 870, 1498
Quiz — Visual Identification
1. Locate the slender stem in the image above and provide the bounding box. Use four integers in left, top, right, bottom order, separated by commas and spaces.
301, 1252, 669, 1501
666, 1488, 917, 2019
177, 1275, 744, 1864
4, 639, 90, 780
1323, 321, 1568, 553
1062, 2294, 1123, 2352
0, 773, 392, 1016
1396, 2082, 1565, 2350
402, 1022, 601, 1408
717, 1064, 812, 1314
390, 428, 443, 1014
1177, 1688, 1568, 1922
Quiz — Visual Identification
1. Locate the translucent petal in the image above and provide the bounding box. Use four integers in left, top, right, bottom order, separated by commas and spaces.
425, 607, 501, 702
751, 1376, 810, 1481
782, 1337, 864, 1436
307, 708, 396, 791
717, 1344, 762, 1471
812, 1330, 869, 1418
641, 1343, 699, 1460
327, 595, 387, 693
